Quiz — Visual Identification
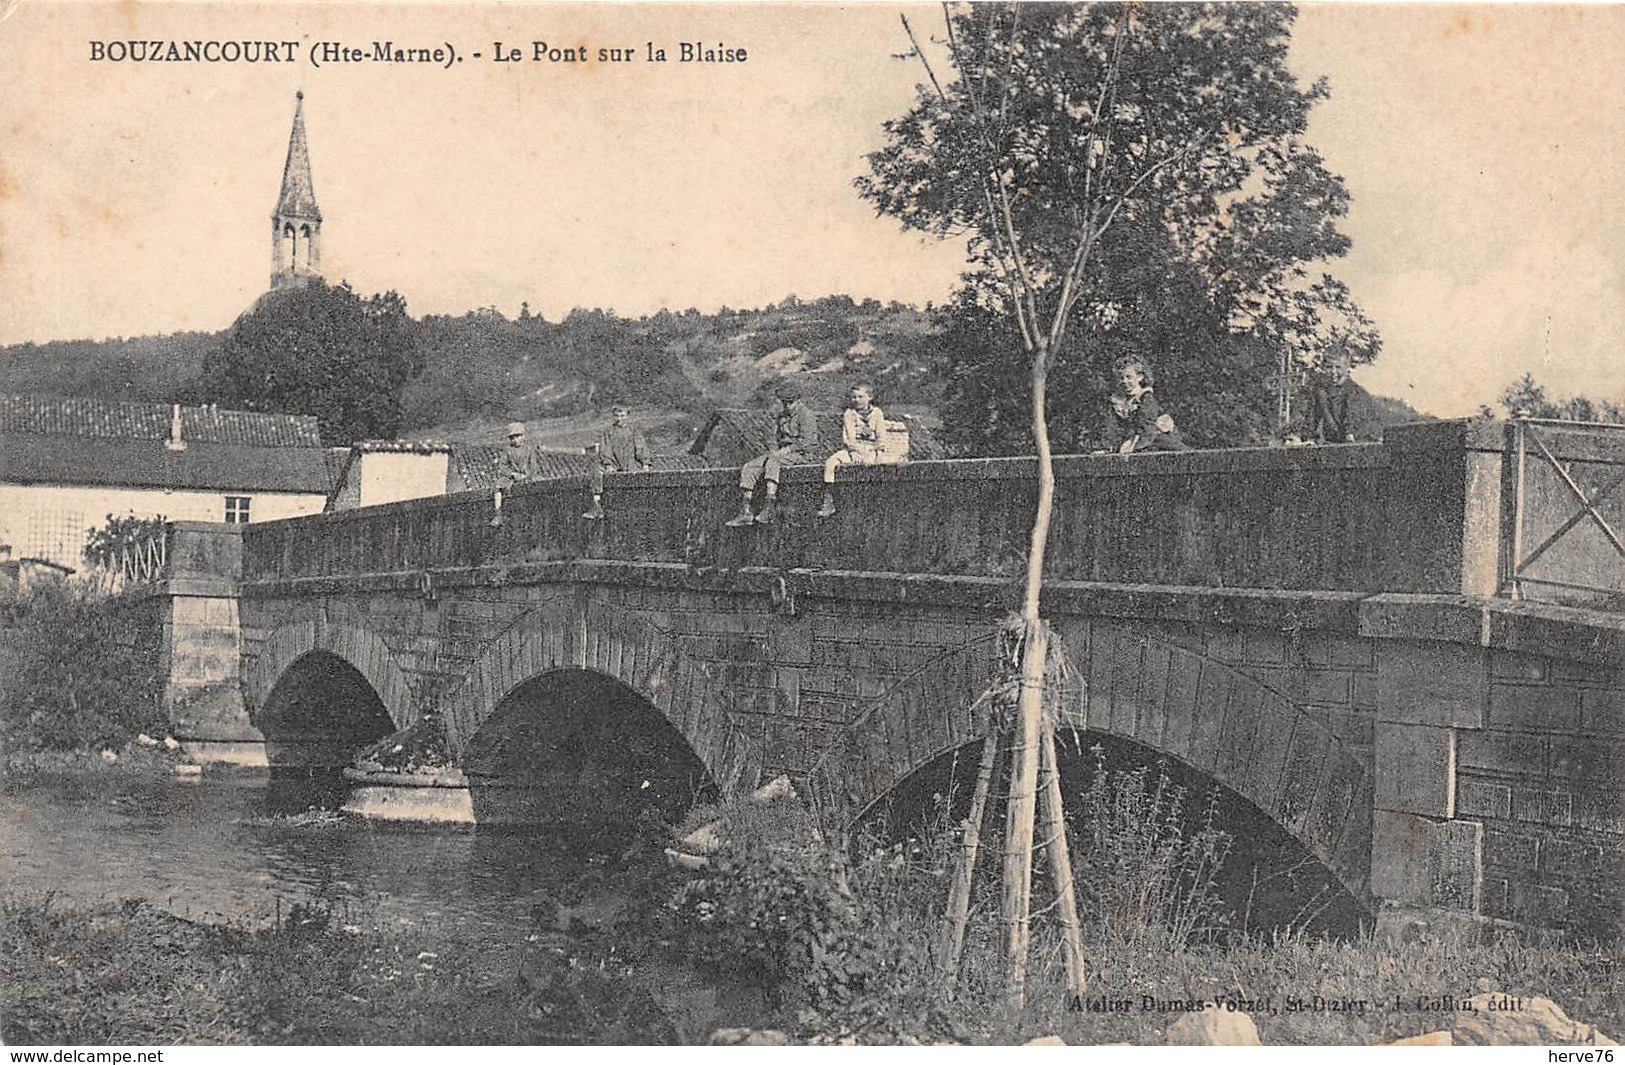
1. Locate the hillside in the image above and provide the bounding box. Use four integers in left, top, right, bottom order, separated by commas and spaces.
0, 295, 1431, 457
400, 297, 943, 453
0, 333, 216, 406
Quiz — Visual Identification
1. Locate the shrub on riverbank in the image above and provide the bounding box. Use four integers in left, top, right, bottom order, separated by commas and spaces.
661, 798, 954, 1039
0, 582, 164, 754
657, 767, 1624, 1045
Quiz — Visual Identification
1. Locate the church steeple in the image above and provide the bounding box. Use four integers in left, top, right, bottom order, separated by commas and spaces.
270, 91, 323, 290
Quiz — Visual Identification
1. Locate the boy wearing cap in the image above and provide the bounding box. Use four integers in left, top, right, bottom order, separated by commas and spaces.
727, 380, 819, 527
491, 420, 542, 527
584, 404, 652, 520
498, 421, 544, 485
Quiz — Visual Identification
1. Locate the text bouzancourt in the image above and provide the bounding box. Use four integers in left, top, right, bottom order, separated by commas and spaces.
89, 40, 300, 62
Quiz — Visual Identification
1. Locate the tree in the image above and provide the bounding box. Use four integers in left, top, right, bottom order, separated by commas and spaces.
196, 281, 422, 446
860, 1, 1372, 1005
1499, 373, 1625, 423
879, 5, 1379, 457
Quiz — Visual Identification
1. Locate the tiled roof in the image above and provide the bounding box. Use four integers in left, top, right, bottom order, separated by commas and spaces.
1, 433, 331, 494
689, 408, 943, 466
450, 445, 708, 493
0, 395, 322, 447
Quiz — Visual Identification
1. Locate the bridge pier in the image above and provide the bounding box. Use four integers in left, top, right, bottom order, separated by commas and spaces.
342, 766, 476, 823
141, 523, 267, 765
1370, 641, 1488, 923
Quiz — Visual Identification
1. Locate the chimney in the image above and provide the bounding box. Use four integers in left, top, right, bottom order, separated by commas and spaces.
166, 403, 187, 451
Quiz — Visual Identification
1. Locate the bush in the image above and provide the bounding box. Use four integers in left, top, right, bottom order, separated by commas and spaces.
661, 799, 952, 1039
82, 513, 167, 570
1070, 753, 1233, 947
0, 582, 165, 753
663, 802, 854, 1001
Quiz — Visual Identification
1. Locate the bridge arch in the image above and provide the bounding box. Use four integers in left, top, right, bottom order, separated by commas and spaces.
809, 624, 1374, 901
247, 611, 416, 732
441, 599, 758, 797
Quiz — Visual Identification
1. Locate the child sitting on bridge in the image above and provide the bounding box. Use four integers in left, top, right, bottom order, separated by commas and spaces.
817, 383, 887, 518
1105, 356, 1191, 454
491, 420, 544, 526
583, 403, 652, 520
1303, 355, 1357, 444
726, 380, 819, 527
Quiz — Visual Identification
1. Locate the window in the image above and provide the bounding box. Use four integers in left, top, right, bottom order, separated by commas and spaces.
224, 497, 251, 524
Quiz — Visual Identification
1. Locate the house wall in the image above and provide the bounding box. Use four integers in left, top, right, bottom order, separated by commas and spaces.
356, 452, 450, 508
0, 483, 325, 569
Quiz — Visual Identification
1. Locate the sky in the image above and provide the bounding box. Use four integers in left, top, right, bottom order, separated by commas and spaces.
1, 2, 1621, 417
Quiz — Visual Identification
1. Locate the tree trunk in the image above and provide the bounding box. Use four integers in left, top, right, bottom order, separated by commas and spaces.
1039, 725, 1088, 996
942, 730, 1000, 979
1003, 340, 1056, 1011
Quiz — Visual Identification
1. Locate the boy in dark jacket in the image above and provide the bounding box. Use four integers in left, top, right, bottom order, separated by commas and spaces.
726, 381, 819, 526
1306, 357, 1356, 444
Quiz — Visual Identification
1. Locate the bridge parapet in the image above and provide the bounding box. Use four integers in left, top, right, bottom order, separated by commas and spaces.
240, 419, 1586, 599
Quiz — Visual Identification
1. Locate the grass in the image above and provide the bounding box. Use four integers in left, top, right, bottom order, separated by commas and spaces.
658, 765, 1623, 1046
0, 895, 688, 1045
952, 922, 1624, 1045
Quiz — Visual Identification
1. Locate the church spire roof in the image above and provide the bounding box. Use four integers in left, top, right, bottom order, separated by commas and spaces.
273, 91, 321, 222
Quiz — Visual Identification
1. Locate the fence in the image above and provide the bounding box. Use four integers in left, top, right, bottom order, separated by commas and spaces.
1500, 414, 1625, 606
92, 525, 170, 595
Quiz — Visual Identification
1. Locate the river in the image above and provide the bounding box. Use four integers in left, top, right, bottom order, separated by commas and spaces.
3, 766, 617, 942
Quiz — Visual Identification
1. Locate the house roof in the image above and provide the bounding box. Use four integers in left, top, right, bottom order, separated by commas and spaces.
688, 408, 944, 466
352, 439, 452, 454
0, 395, 329, 494
2, 434, 331, 494
0, 394, 322, 447
449, 445, 709, 493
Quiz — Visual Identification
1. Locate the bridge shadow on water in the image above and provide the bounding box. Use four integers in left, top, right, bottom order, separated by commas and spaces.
462, 669, 715, 832
863, 730, 1372, 942
260, 650, 397, 810
257, 653, 715, 838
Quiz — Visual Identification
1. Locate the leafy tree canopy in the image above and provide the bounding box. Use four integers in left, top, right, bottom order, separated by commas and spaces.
196, 281, 421, 446
860, 2, 1379, 454
1497, 373, 1625, 424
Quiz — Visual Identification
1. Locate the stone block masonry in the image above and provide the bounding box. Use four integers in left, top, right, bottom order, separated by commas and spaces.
1463, 646, 1623, 928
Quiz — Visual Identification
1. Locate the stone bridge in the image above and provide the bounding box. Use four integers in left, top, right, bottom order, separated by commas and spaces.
136, 419, 1623, 931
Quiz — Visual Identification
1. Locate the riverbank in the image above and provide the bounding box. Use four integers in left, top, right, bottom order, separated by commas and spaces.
5, 743, 188, 780
5, 891, 1620, 1046
1, 894, 692, 1045
4, 755, 1619, 1045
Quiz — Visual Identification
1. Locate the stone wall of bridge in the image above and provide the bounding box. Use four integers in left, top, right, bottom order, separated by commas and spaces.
233, 571, 1385, 785
135, 418, 1625, 932
1463, 647, 1622, 928
221, 561, 1623, 929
